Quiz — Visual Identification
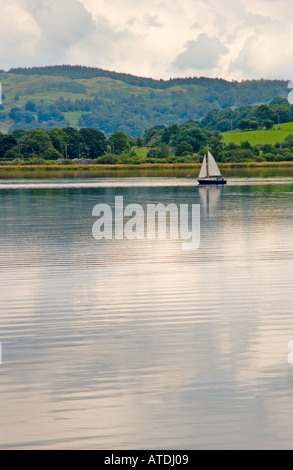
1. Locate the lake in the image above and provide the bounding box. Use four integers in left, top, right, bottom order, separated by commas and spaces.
1, 174, 293, 449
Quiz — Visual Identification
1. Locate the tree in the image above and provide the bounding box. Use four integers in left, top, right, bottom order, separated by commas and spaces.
240, 141, 253, 150
223, 148, 256, 163
18, 129, 53, 157
108, 131, 130, 154
283, 135, 293, 148
271, 106, 291, 124
47, 128, 68, 156
25, 101, 37, 113
38, 109, 52, 122
239, 119, 258, 130
175, 141, 193, 156
146, 148, 158, 159
216, 119, 232, 132
255, 104, 273, 121
62, 127, 86, 159
13, 111, 35, 124
2, 149, 23, 161
12, 129, 27, 140
261, 144, 274, 154
44, 147, 63, 160
8, 107, 21, 120
264, 119, 274, 130
79, 128, 107, 158
135, 137, 143, 147
249, 120, 258, 130
173, 124, 207, 152
269, 97, 290, 107
157, 146, 170, 159
0, 134, 17, 159
161, 124, 180, 144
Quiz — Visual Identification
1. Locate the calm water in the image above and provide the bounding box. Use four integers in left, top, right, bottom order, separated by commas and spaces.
1, 176, 293, 449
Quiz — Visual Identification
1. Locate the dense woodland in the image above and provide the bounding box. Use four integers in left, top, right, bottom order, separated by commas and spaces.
202, 97, 293, 131
2, 113, 293, 165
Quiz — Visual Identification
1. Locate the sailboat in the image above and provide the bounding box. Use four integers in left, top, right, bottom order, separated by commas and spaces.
198, 151, 227, 185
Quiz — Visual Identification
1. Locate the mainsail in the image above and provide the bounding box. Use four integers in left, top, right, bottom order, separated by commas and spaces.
207, 151, 221, 177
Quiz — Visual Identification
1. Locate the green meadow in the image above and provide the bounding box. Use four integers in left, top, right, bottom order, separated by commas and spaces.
222, 122, 293, 146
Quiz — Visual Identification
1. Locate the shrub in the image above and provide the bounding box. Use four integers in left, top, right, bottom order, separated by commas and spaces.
96, 154, 119, 164
44, 147, 63, 160
27, 156, 46, 164
264, 119, 274, 130
3, 149, 23, 161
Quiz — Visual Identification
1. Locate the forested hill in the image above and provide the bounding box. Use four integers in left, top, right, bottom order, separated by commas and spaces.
9, 65, 288, 100
0, 65, 290, 136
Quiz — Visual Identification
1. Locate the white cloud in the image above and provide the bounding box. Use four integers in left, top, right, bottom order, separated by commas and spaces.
0, 0, 96, 68
0, 0, 293, 80
24, 0, 96, 63
173, 34, 228, 72
0, 3, 41, 68
229, 22, 293, 79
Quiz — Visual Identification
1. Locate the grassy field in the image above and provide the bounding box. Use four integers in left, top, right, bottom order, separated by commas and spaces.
63, 111, 90, 126
222, 122, 293, 145
0, 121, 10, 134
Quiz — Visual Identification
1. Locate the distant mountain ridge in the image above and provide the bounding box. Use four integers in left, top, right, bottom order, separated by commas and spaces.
8, 64, 289, 94
0, 65, 290, 136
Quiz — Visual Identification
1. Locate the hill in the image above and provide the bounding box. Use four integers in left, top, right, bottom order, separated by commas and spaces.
0, 66, 290, 136
222, 122, 293, 146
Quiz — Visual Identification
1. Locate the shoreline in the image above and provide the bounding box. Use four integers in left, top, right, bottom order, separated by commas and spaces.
1, 161, 293, 171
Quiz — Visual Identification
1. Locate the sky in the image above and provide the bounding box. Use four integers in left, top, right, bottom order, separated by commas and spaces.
0, 0, 293, 80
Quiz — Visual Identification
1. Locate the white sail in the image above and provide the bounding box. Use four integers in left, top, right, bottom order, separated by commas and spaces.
207, 151, 221, 177
198, 154, 207, 178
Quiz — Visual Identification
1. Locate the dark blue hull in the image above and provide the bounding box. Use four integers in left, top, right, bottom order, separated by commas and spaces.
198, 178, 227, 185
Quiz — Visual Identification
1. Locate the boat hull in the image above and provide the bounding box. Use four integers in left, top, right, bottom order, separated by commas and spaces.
198, 178, 227, 185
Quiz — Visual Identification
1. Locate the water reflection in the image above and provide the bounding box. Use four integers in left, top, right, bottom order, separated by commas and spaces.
198, 185, 224, 217
1, 181, 293, 449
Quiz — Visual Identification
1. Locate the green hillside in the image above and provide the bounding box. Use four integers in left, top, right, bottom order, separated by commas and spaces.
0, 72, 208, 135
223, 122, 293, 146
0, 66, 289, 136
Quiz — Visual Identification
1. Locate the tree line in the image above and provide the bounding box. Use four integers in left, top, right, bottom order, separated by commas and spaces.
4, 94, 291, 138
8, 66, 288, 99
0, 123, 218, 163
1, 119, 293, 165
202, 97, 293, 131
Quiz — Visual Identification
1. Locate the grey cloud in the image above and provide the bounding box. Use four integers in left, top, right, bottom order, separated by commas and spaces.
228, 18, 293, 80
143, 14, 162, 28
24, 0, 96, 59
0, 0, 97, 67
173, 33, 228, 71
1, 0, 130, 69
1, 0, 293, 79
126, 13, 162, 29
